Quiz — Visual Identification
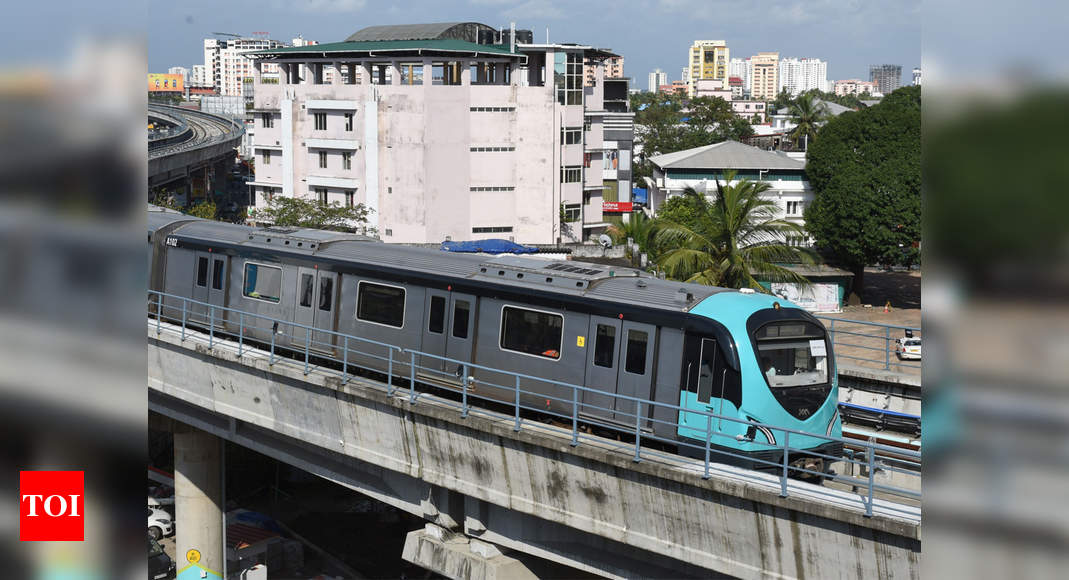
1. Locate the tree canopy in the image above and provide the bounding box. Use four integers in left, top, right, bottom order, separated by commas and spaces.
251, 196, 372, 233
654, 173, 814, 289
803, 86, 921, 287
630, 91, 754, 158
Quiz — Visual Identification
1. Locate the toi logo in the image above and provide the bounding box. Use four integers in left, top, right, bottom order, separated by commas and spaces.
19, 471, 84, 541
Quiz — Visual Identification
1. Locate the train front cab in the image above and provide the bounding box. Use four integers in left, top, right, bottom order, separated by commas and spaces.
675, 292, 842, 474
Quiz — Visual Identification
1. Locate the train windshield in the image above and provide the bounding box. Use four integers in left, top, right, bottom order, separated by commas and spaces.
754, 321, 828, 388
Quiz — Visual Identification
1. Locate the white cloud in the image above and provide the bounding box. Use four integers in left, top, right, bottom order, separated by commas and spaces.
501, 0, 565, 20
289, 0, 367, 13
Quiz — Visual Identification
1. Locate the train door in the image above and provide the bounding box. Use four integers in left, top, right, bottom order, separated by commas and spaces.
677, 335, 722, 439
418, 289, 476, 383
189, 252, 211, 323
583, 316, 621, 421
293, 267, 337, 353
614, 322, 656, 423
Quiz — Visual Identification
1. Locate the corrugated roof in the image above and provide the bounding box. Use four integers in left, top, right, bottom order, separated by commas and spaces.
247, 38, 519, 58
649, 140, 805, 171
346, 22, 493, 42
775, 99, 853, 117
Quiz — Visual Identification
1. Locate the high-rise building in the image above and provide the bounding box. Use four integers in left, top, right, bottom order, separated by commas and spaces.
647, 69, 667, 92
167, 66, 190, 86
686, 40, 729, 96
190, 65, 209, 87
869, 64, 901, 95
777, 58, 827, 96
680, 67, 689, 85
248, 21, 635, 244
204, 36, 287, 96
749, 52, 779, 101
728, 57, 751, 96
912, 67, 921, 86
584, 55, 623, 87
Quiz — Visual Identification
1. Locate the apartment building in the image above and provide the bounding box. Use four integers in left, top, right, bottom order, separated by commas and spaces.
204, 37, 286, 96
834, 78, 878, 96
778, 58, 827, 96
687, 40, 729, 96
246, 22, 635, 245
648, 69, 667, 92
749, 52, 779, 101
585, 55, 623, 87
869, 64, 902, 95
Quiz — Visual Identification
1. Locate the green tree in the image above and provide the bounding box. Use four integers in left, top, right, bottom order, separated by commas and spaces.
150, 194, 217, 220
606, 211, 657, 254
654, 173, 814, 289
251, 196, 372, 232
630, 92, 754, 160
803, 86, 921, 290
787, 92, 829, 149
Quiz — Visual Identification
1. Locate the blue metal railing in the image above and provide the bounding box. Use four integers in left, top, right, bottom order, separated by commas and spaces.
815, 316, 921, 372
149, 291, 921, 517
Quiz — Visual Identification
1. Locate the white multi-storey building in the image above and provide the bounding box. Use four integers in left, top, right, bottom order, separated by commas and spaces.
728, 57, 751, 94
205, 37, 286, 96
648, 69, 667, 92
167, 66, 189, 85
912, 67, 921, 86
777, 58, 827, 96
246, 22, 635, 244
191, 64, 208, 87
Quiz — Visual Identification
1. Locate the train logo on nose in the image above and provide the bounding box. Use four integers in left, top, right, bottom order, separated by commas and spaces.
798, 408, 811, 417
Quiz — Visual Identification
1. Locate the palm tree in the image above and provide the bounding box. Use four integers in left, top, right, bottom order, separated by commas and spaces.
606, 210, 657, 255
788, 92, 829, 150
653, 172, 814, 290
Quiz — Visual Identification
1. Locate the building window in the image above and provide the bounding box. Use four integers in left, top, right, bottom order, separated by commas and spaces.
315, 187, 327, 204
563, 203, 581, 222
469, 186, 515, 192
261, 113, 273, 128
314, 112, 326, 130
554, 52, 583, 106
344, 113, 353, 131
356, 281, 405, 328
345, 190, 354, 207
561, 166, 581, 183
469, 146, 515, 152
242, 263, 282, 303
262, 150, 271, 165
560, 127, 582, 145
500, 306, 563, 360
472, 226, 513, 233
583, 118, 591, 131
787, 201, 802, 215
470, 106, 515, 112
342, 151, 352, 170
318, 151, 328, 169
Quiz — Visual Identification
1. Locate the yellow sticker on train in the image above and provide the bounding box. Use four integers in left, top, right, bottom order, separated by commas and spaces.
577, 336, 585, 347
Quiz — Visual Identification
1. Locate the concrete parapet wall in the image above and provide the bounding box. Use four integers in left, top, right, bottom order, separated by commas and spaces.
148, 325, 920, 579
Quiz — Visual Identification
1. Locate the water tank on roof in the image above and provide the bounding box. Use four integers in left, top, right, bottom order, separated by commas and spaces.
477, 29, 497, 45
516, 30, 533, 44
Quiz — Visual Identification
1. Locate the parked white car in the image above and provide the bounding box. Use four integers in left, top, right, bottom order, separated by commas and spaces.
896, 334, 921, 360
148, 507, 173, 540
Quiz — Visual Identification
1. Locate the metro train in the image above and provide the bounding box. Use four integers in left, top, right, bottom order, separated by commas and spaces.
148, 206, 842, 472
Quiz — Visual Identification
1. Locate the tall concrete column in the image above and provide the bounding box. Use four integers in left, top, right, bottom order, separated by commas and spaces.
460, 60, 471, 86
175, 425, 223, 580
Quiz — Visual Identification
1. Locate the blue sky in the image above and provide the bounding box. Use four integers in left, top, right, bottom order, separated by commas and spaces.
149, 0, 921, 85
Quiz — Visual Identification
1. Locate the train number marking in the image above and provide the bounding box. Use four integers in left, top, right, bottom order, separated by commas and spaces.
165, 236, 178, 247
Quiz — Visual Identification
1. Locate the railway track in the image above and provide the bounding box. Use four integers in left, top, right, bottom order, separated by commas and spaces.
148, 104, 242, 159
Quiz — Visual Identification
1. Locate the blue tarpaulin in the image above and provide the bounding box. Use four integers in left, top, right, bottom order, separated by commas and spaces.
440, 239, 538, 254
632, 187, 648, 205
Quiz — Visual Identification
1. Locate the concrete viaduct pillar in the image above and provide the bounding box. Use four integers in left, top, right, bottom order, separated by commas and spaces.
174, 425, 223, 580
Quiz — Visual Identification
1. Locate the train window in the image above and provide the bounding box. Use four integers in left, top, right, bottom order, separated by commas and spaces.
624, 330, 649, 375
299, 274, 313, 307
452, 300, 470, 339
357, 282, 405, 328
242, 263, 282, 303
428, 296, 445, 334
212, 259, 224, 290
318, 277, 333, 312
500, 306, 563, 360
755, 321, 828, 388
196, 257, 209, 287
696, 338, 718, 404
593, 324, 616, 368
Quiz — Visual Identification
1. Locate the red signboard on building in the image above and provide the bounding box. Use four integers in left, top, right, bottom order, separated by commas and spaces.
602, 201, 634, 213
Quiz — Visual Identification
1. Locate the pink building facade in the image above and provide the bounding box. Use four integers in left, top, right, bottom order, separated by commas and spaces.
247, 26, 633, 245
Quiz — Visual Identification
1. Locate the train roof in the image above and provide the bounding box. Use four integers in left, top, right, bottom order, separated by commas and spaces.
148, 204, 201, 236
163, 214, 734, 312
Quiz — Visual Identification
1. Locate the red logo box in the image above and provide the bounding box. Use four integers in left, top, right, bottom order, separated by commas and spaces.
20, 471, 84, 541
